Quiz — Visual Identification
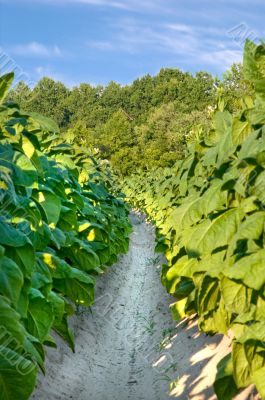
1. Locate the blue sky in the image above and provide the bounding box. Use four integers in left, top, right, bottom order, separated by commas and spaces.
0, 0, 264, 87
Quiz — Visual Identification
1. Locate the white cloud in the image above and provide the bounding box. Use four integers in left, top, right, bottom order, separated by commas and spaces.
0, 0, 133, 10
199, 49, 242, 69
88, 18, 200, 55
166, 23, 195, 34
86, 18, 243, 72
2, 0, 249, 75
12, 42, 62, 57
34, 66, 77, 87
0, 0, 166, 12
67, 0, 131, 10
87, 18, 199, 55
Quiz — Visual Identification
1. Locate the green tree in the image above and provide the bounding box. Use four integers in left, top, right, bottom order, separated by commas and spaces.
95, 110, 135, 174
63, 120, 95, 146
222, 63, 255, 113
63, 83, 106, 128
135, 103, 183, 169
99, 81, 124, 112
8, 81, 32, 108
29, 77, 70, 127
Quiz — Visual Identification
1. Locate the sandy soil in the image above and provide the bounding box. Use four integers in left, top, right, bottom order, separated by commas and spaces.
31, 213, 259, 400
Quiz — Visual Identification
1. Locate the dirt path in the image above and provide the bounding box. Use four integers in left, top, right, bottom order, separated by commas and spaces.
31, 213, 257, 400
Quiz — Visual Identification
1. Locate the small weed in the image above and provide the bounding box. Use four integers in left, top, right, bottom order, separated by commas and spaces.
154, 371, 179, 386
136, 314, 156, 335
157, 337, 170, 351
156, 327, 176, 351
163, 362, 178, 374
169, 377, 181, 391
162, 327, 176, 338
146, 255, 161, 266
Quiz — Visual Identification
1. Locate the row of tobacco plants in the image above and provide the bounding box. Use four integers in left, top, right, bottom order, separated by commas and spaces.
123, 40, 265, 399
0, 72, 131, 399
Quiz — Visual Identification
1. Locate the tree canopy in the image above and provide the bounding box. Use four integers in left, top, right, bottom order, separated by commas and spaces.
9, 63, 251, 175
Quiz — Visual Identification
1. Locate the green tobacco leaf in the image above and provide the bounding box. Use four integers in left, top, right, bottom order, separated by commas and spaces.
237, 129, 262, 159
231, 118, 252, 146
23, 335, 45, 374
33, 190, 61, 225
214, 354, 238, 400
48, 292, 75, 350
12, 152, 38, 187
0, 256, 24, 307
57, 204, 77, 231
198, 275, 220, 314
0, 220, 30, 247
21, 136, 43, 175
166, 256, 198, 282
227, 211, 265, 257
247, 107, 265, 125
0, 72, 14, 103
199, 298, 228, 334
50, 227, 66, 249
53, 313, 75, 352
252, 366, 265, 398
26, 288, 54, 342
170, 299, 188, 320
28, 112, 60, 133
54, 267, 95, 306
250, 170, 265, 201
64, 241, 100, 272
244, 40, 265, 103
186, 209, 242, 257
254, 296, 265, 321
232, 342, 252, 388
199, 179, 227, 216
235, 211, 265, 240
221, 277, 252, 315
166, 195, 202, 231
217, 134, 235, 167
48, 291, 64, 324
54, 154, 77, 170
0, 346, 37, 400
197, 251, 227, 278
224, 249, 265, 290
30, 222, 52, 251
0, 295, 26, 346
5, 244, 36, 278
39, 252, 95, 305
234, 322, 265, 343
174, 277, 194, 299
16, 281, 30, 319
32, 255, 52, 290
212, 111, 232, 141
43, 334, 57, 348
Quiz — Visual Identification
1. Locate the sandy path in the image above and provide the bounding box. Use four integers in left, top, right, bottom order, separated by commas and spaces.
31, 213, 258, 400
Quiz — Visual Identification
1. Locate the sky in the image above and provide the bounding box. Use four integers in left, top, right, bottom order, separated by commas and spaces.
0, 0, 264, 87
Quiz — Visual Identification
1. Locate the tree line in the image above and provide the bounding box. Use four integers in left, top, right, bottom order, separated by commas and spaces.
9, 64, 253, 175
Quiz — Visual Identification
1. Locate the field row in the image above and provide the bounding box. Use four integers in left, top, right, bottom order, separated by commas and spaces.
123, 40, 265, 399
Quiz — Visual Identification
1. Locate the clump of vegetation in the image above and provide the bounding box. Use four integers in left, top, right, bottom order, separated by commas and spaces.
0, 72, 131, 399
122, 40, 265, 399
